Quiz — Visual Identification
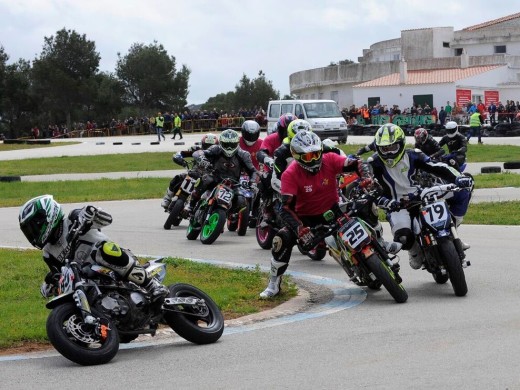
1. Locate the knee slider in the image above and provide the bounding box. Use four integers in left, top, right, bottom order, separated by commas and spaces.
394, 228, 415, 250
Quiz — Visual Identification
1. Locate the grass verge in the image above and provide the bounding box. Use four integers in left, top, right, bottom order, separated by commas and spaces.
0, 248, 297, 350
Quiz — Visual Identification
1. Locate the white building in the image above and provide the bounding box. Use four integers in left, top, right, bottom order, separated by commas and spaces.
289, 12, 520, 111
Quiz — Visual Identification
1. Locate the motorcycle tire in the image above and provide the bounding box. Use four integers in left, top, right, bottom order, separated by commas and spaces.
227, 217, 238, 232
438, 239, 468, 296
256, 224, 276, 250
164, 199, 185, 229
237, 203, 250, 236
163, 283, 224, 344
307, 246, 326, 261
186, 222, 201, 240
46, 302, 119, 366
200, 208, 226, 245
432, 271, 449, 284
365, 254, 408, 303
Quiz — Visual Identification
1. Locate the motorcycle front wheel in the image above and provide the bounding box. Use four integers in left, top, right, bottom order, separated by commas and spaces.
163, 283, 224, 344
438, 238, 467, 296
200, 208, 226, 245
164, 198, 185, 229
365, 254, 408, 303
46, 302, 119, 366
237, 202, 250, 236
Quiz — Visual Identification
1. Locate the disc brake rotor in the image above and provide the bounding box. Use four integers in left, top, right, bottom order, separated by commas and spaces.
66, 314, 99, 344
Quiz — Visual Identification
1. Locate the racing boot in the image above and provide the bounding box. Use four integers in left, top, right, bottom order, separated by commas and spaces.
144, 279, 169, 303
380, 239, 402, 254
453, 216, 470, 250
259, 258, 286, 299
408, 240, 424, 270
161, 188, 174, 209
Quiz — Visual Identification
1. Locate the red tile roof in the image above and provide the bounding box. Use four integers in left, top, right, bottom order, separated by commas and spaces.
463, 12, 520, 31
353, 65, 503, 88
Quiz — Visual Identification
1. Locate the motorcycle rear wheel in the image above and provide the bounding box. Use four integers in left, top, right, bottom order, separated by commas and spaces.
438, 239, 468, 296
200, 208, 226, 245
163, 283, 224, 344
237, 203, 250, 236
365, 254, 408, 303
164, 199, 185, 229
46, 302, 119, 366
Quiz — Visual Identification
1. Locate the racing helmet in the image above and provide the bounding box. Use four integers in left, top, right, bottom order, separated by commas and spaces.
277, 113, 297, 140
241, 120, 261, 146
201, 133, 219, 150
19, 195, 64, 249
290, 130, 323, 174
219, 129, 240, 157
445, 121, 459, 138
287, 119, 312, 142
414, 128, 428, 145
374, 123, 406, 168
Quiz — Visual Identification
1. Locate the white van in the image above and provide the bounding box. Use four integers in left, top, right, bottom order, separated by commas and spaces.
266, 99, 348, 143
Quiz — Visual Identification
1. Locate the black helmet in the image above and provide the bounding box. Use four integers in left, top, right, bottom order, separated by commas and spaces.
241, 120, 261, 146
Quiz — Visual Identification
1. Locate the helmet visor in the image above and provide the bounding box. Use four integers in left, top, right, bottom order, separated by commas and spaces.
378, 143, 400, 156
221, 141, 238, 152
20, 209, 47, 248
297, 150, 322, 163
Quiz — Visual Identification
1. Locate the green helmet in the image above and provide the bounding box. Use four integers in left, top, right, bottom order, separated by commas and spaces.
286, 119, 312, 143
219, 129, 240, 157
374, 123, 406, 167
19, 195, 64, 249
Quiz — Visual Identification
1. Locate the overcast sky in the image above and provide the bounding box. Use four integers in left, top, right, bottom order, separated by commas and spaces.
0, 1, 516, 105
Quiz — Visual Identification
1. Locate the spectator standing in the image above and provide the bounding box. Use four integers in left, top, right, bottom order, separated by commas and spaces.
488, 101, 497, 125
467, 110, 484, 144
171, 112, 183, 140
155, 112, 165, 142
438, 106, 447, 126
445, 101, 452, 120
163, 112, 173, 134
31, 126, 40, 139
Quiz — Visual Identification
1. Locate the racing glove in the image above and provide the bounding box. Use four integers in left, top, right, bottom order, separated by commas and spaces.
455, 175, 473, 189
297, 226, 315, 248
376, 196, 400, 212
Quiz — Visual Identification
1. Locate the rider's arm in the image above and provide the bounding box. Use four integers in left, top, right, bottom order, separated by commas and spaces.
279, 194, 303, 234
273, 144, 290, 179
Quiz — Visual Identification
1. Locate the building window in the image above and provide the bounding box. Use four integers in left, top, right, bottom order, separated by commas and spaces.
393, 54, 400, 60
318, 92, 324, 99
455, 48, 463, 56
330, 91, 338, 103
443, 42, 450, 48
494, 45, 506, 54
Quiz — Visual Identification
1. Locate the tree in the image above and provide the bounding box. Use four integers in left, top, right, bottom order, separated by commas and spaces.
90, 72, 125, 123
0, 46, 9, 134
234, 70, 279, 111
3, 59, 37, 137
116, 42, 190, 113
32, 28, 100, 131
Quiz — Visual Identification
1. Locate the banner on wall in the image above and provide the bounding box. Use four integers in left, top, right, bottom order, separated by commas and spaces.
456, 89, 472, 107
484, 90, 499, 106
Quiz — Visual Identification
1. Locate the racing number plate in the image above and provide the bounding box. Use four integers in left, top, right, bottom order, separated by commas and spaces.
179, 176, 195, 193
217, 186, 233, 205
338, 219, 370, 251
421, 200, 450, 229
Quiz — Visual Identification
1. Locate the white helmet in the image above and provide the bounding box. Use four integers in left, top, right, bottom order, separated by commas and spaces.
445, 121, 459, 138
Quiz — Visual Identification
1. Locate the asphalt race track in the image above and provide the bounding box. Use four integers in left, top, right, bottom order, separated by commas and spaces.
1, 135, 519, 389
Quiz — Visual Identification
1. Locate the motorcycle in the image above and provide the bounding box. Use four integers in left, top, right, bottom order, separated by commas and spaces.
45, 220, 224, 366
186, 177, 252, 245
400, 183, 469, 297
302, 191, 408, 303
163, 159, 200, 230
255, 173, 284, 250
227, 172, 255, 234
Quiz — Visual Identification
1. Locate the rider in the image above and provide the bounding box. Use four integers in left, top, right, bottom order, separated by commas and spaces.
260, 131, 374, 298
432, 121, 468, 171
161, 133, 219, 209
413, 127, 445, 158
239, 120, 263, 170
185, 129, 259, 213
273, 119, 342, 180
239, 120, 264, 225
256, 113, 297, 170
19, 195, 168, 300
369, 123, 473, 270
